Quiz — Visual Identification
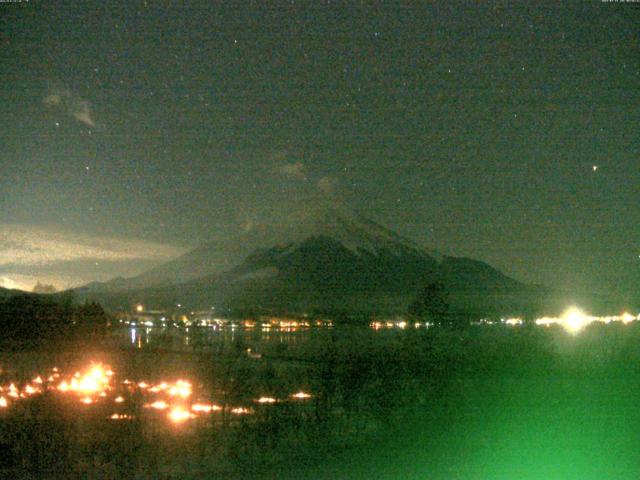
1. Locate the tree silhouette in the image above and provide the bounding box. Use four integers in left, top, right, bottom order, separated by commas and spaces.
32, 282, 57, 294
76, 301, 109, 333
408, 281, 450, 325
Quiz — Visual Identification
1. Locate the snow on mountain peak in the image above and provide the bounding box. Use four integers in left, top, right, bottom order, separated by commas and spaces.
280, 203, 442, 261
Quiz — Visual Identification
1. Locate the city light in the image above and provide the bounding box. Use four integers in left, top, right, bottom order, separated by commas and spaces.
256, 396, 277, 404
533, 308, 639, 333
621, 312, 635, 324
504, 317, 523, 326
291, 391, 312, 399
562, 307, 589, 334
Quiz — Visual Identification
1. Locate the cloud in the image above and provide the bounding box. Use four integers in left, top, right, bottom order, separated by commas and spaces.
0, 224, 186, 290
275, 161, 307, 180
69, 98, 95, 127
0, 224, 183, 268
43, 82, 96, 127
0, 275, 25, 290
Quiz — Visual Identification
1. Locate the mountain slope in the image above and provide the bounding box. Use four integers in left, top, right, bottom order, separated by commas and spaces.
0, 287, 16, 299
87, 203, 442, 292
79, 204, 527, 316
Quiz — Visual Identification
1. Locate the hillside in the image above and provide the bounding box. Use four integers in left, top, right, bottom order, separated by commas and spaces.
77, 204, 534, 317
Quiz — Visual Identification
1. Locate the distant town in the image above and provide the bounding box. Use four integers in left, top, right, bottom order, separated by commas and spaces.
121, 304, 334, 331
124, 303, 640, 335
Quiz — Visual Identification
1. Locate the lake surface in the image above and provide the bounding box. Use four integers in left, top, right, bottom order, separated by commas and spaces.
2, 322, 640, 479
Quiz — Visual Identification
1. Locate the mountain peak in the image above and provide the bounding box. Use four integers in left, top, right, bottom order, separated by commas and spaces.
278, 202, 442, 260
86, 202, 442, 292
78, 201, 525, 316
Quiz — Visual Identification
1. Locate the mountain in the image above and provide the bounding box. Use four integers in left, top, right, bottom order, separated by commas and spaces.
79, 204, 530, 317
0, 286, 33, 299
0, 286, 16, 299
87, 203, 443, 292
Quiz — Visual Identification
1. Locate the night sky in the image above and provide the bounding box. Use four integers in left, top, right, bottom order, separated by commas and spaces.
0, 1, 638, 293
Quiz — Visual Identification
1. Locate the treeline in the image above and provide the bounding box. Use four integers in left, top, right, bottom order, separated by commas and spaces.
0, 292, 110, 345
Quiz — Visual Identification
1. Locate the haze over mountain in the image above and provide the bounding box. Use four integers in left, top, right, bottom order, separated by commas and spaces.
79, 203, 534, 317
91, 203, 442, 290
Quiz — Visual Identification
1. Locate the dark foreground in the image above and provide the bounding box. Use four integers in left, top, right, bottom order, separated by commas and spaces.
1, 323, 640, 479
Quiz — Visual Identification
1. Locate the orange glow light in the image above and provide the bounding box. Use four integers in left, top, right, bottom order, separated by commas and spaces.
147, 400, 169, 410
168, 406, 193, 422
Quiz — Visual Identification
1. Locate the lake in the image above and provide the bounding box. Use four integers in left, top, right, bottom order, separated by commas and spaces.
2, 322, 640, 479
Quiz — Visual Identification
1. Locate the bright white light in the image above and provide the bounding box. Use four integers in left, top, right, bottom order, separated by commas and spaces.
256, 396, 276, 404
620, 312, 635, 324
562, 306, 589, 334
291, 391, 312, 399
504, 317, 523, 326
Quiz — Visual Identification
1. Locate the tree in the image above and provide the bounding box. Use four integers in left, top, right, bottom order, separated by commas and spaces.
33, 282, 57, 294
76, 301, 109, 333
408, 281, 450, 325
